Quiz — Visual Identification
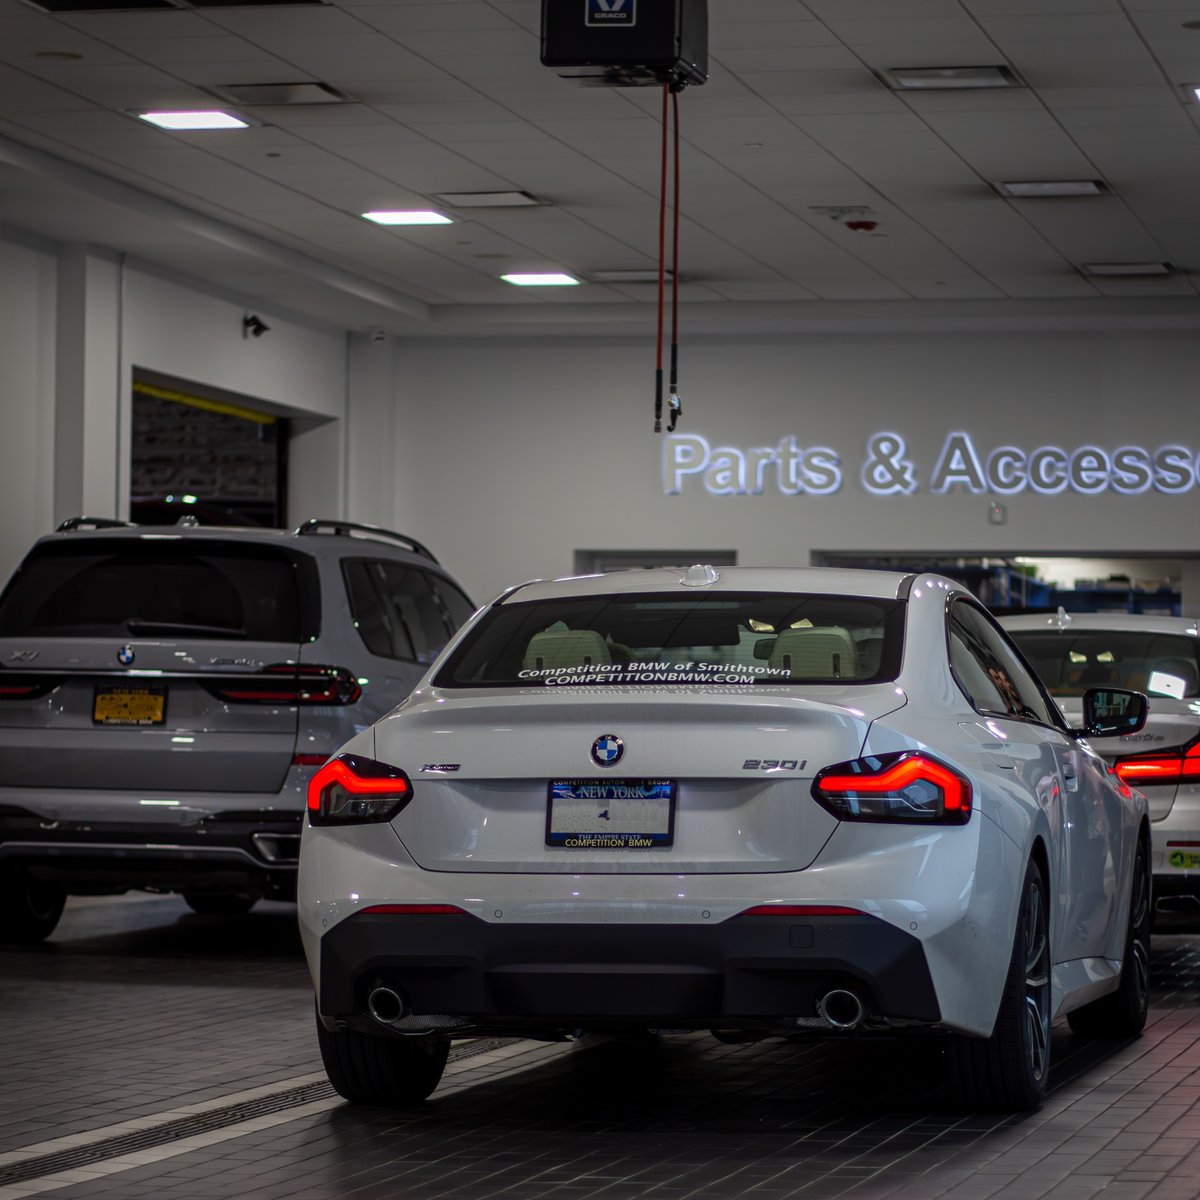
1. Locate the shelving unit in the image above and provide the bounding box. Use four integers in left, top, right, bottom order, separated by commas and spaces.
811, 553, 1182, 617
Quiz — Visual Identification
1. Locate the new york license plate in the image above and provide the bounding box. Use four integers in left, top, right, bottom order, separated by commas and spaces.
93, 686, 166, 726
546, 779, 675, 848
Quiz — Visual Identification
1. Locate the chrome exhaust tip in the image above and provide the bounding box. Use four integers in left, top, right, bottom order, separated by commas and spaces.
366, 985, 408, 1026
817, 988, 866, 1031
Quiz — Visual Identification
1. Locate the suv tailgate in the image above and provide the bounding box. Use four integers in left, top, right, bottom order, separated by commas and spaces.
0, 535, 318, 793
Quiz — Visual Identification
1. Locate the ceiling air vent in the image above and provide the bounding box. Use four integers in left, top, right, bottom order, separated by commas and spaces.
187, 0, 329, 8
211, 83, 350, 106
24, 0, 325, 10
25, 0, 175, 12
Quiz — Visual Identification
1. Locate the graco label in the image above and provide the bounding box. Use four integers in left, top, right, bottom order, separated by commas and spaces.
586, 0, 636, 26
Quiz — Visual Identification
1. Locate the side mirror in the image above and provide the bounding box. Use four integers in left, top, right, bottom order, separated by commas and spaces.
1077, 687, 1148, 738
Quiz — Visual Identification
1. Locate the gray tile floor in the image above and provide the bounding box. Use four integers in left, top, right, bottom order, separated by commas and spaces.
0, 895, 1197, 1200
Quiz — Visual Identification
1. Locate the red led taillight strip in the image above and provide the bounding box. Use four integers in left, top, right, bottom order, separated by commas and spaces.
306, 757, 410, 813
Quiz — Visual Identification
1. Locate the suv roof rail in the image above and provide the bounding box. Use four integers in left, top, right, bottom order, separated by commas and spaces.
56, 516, 138, 532
294, 519, 440, 564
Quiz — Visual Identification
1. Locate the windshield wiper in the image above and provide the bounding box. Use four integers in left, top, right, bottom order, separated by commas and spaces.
125, 619, 248, 639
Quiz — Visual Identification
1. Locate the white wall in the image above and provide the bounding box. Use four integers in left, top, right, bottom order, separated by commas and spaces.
0, 234, 57, 581
391, 333, 1200, 603
123, 269, 345, 423
0, 238, 353, 583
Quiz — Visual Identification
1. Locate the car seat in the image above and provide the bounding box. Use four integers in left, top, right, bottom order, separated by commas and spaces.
769, 627, 858, 680
522, 630, 613, 671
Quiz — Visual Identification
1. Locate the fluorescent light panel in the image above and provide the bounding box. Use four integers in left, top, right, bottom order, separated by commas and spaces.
881, 65, 1021, 90
361, 210, 452, 225
138, 110, 248, 130
435, 191, 542, 208
501, 273, 580, 287
997, 180, 1107, 198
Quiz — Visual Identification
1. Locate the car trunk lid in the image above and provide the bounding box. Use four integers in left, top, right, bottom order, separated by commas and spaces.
377, 685, 905, 874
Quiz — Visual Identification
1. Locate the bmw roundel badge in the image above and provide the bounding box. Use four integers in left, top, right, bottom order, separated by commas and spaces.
117, 645, 135, 666
591, 734, 624, 768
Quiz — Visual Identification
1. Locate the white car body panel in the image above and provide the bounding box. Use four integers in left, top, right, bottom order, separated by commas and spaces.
300, 568, 1148, 1045
1002, 611, 1200, 904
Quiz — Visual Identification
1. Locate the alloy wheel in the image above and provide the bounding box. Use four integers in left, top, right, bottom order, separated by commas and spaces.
1128, 849, 1150, 1011
1023, 875, 1051, 1082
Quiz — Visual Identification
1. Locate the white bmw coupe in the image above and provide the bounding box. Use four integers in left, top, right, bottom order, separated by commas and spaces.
299, 566, 1151, 1112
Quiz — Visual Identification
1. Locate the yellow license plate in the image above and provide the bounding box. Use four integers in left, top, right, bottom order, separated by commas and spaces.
93, 687, 166, 726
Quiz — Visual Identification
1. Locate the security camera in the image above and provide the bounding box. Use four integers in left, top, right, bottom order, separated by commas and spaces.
242, 314, 270, 338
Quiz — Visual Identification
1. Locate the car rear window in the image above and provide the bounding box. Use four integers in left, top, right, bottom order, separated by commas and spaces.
1009, 629, 1200, 700
434, 592, 904, 688
0, 538, 318, 642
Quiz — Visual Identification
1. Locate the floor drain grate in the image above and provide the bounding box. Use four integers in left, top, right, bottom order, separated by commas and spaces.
0, 1038, 514, 1187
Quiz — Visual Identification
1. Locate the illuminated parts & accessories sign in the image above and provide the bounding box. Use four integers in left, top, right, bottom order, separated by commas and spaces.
664, 432, 1200, 498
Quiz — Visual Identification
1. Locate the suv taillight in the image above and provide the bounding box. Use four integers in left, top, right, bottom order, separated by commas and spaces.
1115, 738, 1200, 787
207, 664, 362, 706
813, 751, 972, 825
307, 754, 411, 826
0, 675, 58, 700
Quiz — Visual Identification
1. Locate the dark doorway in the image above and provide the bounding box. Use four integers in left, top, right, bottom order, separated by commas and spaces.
130, 376, 287, 527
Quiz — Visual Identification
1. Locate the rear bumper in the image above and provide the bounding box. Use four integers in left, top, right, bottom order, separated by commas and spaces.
1153, 873, 1200, 902
0, 809, 302, 898
317, 911, 941, 1032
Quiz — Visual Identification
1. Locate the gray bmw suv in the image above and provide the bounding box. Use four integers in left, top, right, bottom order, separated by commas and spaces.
0, 517, 474, 943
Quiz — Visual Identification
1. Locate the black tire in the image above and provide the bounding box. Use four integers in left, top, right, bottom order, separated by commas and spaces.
0, 874, 66, 945
946, 857, 1051, 1112
183, 892, 259, 916
316, 1013, 449, 1106
1067, 839, 1150, 1038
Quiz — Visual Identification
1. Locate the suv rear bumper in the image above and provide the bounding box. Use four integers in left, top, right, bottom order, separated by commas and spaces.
0, 809, 302, 899
317, 910, 941, 1033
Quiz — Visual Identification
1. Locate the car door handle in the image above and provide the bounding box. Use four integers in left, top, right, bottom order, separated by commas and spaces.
1061, 760, 1078, 792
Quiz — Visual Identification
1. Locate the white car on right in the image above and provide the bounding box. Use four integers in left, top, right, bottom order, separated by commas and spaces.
1002, 611, 1200, 915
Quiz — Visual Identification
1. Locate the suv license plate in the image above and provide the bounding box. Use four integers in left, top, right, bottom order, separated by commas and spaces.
546, 779, 675, 848
93, 686, 167, 726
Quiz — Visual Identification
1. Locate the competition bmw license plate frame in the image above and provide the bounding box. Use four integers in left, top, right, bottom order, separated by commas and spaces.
546, 779, 676, 848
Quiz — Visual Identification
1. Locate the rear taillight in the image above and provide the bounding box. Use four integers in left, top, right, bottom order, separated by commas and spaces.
307, 754, 411, 826
208, 664, 362, 706
813, 751, 972, 825
1115, 740, 1200, 787
0, 675, 58, 700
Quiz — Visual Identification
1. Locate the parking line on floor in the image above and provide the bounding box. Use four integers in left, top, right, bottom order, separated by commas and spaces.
0, 1039, 567, 1199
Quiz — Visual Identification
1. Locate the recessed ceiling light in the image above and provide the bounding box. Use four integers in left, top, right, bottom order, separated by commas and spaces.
435, 191, 543, 208
361, 210, 452, 226
880, 65, 1023, 90
1184, 83, 1200, 103
501, 273, 580, 287
996, 180, 1107, 198
138, 110, 248, 130
1083, 262, 1173, 277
